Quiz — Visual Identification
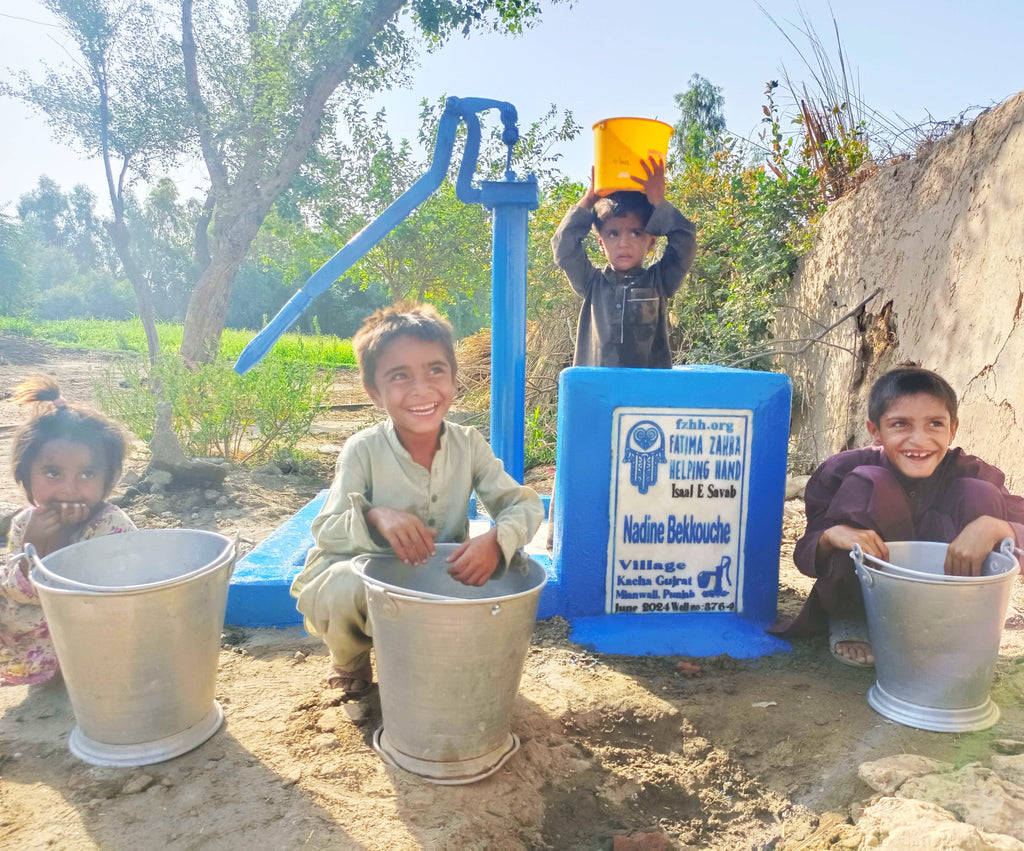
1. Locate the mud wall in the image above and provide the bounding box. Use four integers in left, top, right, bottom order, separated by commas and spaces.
778, 91, 1024, 491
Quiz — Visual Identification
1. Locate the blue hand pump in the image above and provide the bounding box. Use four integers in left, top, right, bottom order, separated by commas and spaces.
233, 96, 538, 481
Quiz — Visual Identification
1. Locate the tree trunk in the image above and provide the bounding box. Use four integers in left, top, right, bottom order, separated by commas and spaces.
105, 217, 161, 365
178, 0, 409, 364
179, 216, 260, 363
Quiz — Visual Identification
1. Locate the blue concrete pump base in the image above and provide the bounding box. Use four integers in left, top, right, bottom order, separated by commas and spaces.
568, 613, 791, 658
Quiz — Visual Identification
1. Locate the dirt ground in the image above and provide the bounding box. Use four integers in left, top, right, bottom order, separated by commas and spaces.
1, 334, 1023, 850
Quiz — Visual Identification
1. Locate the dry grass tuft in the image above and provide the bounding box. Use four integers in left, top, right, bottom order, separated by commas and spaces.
455, 305, 576, 415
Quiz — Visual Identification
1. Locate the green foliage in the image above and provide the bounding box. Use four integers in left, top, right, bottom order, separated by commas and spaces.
524, 406, 557, 469
672, 74, 727, 162
0, 316, 356, 368
34, 271, 135, 321
96, 353, 333, 463
0, 213, 30, 315
667, 81, 825, 367
277, 97, 580, 339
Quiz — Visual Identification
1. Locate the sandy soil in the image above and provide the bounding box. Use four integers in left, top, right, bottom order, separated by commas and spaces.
1, 333, 1023, 850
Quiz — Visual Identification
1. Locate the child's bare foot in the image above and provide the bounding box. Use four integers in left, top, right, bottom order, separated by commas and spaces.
829, 617, 874, 668
326, 663, 374, 699
833, 640, 874, 666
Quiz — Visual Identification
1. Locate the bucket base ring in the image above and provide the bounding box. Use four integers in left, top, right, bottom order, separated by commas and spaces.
69, 701, 224, 767
372, 726, 520, 785
867, 683, 1001, 733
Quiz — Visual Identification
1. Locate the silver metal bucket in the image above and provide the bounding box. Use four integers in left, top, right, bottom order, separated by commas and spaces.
29, 529, 236, 766
852, 538, 1019, 732
357, 544, 547, 785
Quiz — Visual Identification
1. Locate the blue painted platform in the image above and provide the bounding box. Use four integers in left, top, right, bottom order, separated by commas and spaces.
568, 614, 790, 658
225, 491, 556, 628
223, 485, 787, 658
225, 490, 327, 627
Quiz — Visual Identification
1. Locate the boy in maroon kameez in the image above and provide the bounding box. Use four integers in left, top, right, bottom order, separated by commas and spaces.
776, 367, 1024, 667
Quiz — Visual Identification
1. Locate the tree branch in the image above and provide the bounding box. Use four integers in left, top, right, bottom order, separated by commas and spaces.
722, 287, 883, 367
258, 0, 408, 207
182, 0, 228, 194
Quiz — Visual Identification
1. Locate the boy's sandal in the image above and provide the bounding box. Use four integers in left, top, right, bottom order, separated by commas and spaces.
326, 663, 375, 699
828, 617, 874, 669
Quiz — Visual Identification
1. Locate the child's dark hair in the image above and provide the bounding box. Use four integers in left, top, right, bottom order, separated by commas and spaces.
868, 367, 959, 424
593, 190, 655, 233
353, 302, 458, 391
9, 374, 129, 504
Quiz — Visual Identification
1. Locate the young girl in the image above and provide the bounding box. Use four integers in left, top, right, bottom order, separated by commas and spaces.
1, 375, 136, 685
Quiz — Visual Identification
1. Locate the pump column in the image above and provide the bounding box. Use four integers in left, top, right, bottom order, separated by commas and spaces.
480, 176, 539, 483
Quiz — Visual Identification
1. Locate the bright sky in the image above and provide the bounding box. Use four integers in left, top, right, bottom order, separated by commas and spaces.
1, 0, 1022, 209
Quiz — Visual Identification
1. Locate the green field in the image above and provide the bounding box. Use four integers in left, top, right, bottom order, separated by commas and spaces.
0, 317, 356, 369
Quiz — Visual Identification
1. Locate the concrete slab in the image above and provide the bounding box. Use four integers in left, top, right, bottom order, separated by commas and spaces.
225, 492, 554, 628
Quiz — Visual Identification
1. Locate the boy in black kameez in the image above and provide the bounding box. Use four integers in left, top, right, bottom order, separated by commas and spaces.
551, 156, 697, 368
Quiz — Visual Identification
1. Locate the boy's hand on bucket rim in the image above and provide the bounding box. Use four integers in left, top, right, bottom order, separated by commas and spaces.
820, 524, 889, 563
446, 529, 501, 587
366, 506, 436, 565
945, 516, 1015, 576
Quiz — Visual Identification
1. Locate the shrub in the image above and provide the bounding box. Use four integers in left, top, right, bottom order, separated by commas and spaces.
96, 354, 333, 464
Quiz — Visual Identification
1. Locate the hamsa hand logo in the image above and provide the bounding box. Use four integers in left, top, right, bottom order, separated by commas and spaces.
622, 420, 666, 494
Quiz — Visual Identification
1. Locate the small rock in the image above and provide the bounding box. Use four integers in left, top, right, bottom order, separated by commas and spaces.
612, 831, 671, 850
343, 702, 372, 725
148, 470, 174, 489
312, 733, 340, 750
785, 475, 811, 500
898, 763, 1024, 841
991, 754, 1024, 787
856, 796, 1024, 850
316, 708, 346, 733
993, 740, 1024, 756
294, 651, 307, 663
858, 754, 953, 795
121, 773, 155, 795
204, 489, 221, 501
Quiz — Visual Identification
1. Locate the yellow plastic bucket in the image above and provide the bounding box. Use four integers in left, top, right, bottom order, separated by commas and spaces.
593, 117, 674, 196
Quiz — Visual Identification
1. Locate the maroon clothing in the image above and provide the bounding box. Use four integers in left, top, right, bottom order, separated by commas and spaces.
777, 446, 1024, 635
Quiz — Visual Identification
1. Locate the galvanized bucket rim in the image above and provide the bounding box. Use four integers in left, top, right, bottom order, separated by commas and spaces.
28, 529, 236, 597
355, 547, 547, 605
851, 539, 1019, 587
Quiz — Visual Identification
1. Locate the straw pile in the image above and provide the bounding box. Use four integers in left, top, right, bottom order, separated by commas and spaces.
455, 306, 575, 416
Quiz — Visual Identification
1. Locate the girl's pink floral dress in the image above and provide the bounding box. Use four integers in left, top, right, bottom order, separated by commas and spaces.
1, 503, 136, 685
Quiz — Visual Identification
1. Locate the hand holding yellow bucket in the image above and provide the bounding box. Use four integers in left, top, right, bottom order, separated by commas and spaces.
593, 117, 674, 196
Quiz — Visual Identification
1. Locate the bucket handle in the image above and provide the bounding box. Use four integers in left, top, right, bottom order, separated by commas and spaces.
351, 554, 454, 601
850, 544, 874, 587
25, 543, 108, 594
26, 533, 237, 594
